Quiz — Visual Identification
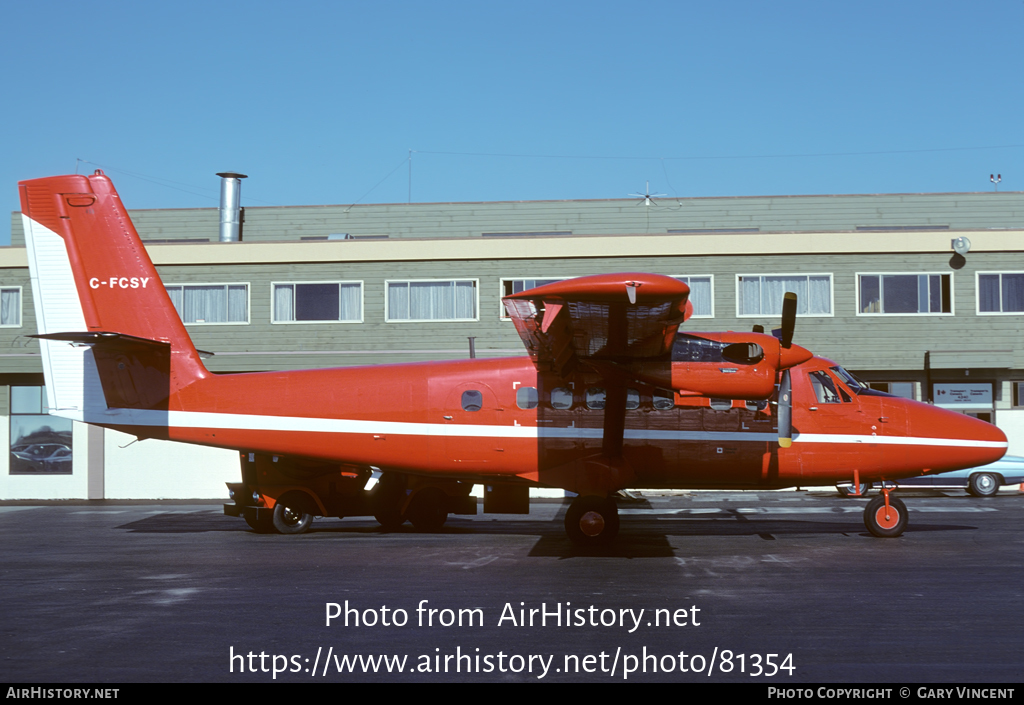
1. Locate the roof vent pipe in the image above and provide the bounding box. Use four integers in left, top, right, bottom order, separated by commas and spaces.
216, 172, 247, 242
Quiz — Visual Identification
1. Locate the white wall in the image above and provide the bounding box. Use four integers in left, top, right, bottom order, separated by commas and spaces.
103, 429, 240, 499
997, 409, 1024, 457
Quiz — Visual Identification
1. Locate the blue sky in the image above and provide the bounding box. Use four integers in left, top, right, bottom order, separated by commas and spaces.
3, 1, 1022, 243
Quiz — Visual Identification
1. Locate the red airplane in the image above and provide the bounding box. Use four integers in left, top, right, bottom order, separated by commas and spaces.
18, 172, 1009, 545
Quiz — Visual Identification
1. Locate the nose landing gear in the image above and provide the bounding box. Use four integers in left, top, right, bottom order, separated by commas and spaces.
863, 485, 907, 538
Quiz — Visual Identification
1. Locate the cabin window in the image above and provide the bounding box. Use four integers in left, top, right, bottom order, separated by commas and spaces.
626, 389, 640, 410
745, 400, 768, 411
670, 275, 714, 317
0, 287, 21, 327
550, 387, 573, 409
461, 390, 483, 412
9, 386, 72, 475
858, 274, 952, 314
166, 283, 249, 324
272, 282, 362, 323
709, 398, 733, 411
386, 280, 478, 322
977, 272, 1024, 314
653, 392, 674, 410
516, 386, 539, 410
586, 388, 606, 410
736, 274, 832, 316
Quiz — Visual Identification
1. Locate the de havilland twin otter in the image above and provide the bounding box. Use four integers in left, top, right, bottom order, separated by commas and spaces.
19, 171, 1008, 544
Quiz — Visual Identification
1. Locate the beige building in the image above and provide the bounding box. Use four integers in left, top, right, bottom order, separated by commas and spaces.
2, 189, 1023, 499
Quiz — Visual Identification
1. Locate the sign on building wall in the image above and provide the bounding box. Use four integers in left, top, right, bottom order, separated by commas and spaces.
933, 383, 993, 408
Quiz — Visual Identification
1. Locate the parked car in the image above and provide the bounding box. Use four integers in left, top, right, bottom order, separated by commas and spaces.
10, 443, 72, 473
837, 456, 1024, 498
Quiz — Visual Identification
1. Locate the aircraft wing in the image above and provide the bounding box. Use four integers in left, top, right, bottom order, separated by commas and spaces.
503, 273, 692, 377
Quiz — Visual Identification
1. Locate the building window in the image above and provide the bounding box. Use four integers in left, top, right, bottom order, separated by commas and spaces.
671, 276, 714, 317
0, 287, 21, 327
868, 382, 916, 400
858, 274, 951, 314
166, 284, 249, 324
978, 272, 1024, 314
501, 278, 564, 318
736, 274, 832, 316
386, 280, 478, 322
10, 386, 72, 475
1012, 382, 1024, 408
272, 282, 362, 323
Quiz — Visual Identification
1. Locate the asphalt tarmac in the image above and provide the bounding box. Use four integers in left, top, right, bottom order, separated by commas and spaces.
1, 488, 1022, 684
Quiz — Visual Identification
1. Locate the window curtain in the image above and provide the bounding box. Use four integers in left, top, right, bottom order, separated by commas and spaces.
274, 284, 295, 321
685, 277, 712, 316
1002, 273, 1024, 312
391, 281, 475, 320
0, 289, 19, 325
339, 283, 361, 320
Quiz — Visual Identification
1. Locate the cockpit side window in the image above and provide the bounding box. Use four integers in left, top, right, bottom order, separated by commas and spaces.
809, 371, 846, 403
830, 366, 865, 394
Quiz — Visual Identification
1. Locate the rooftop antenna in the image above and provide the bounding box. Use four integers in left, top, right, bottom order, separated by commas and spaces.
629, 181, 666, 206
990, 174, 1002, 192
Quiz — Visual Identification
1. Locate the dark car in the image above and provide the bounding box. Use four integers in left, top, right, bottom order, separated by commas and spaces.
837, 456, 1024, 497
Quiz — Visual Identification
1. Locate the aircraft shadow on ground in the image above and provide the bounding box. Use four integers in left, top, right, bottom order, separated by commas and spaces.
116, 510, 979, 559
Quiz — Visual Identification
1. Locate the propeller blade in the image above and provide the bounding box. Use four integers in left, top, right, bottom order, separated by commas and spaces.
777, 369, 793, 448
780, 292, 797, 349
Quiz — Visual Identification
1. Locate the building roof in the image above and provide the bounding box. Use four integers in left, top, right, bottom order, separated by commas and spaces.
10, 191, 1024, 247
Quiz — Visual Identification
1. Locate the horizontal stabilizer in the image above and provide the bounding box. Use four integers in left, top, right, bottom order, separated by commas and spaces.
30, 331, 172, 411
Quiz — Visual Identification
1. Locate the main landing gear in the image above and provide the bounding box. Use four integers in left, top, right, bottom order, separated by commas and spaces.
565, 495, 620, 546
863, 487, 907, 538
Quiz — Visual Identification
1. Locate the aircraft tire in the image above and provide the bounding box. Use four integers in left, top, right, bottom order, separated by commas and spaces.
836, 483, 870, 498
272, 502, 313, 535
407, 488, 449, 532
967, 472, 999, 497
244, 513, 275, 534
565, 495, 619, 546
863, 495, 907, 538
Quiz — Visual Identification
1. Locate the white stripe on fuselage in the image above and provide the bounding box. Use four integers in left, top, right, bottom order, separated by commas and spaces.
61, 408, 1008, 449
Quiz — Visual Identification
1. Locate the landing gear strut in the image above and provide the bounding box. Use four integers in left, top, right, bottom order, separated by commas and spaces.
863, 487, 907, 538
565, 495, 619, 546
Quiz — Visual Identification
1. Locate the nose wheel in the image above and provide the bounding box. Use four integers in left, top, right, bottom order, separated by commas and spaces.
565, 495, 620, 546
863, 493, 907, 538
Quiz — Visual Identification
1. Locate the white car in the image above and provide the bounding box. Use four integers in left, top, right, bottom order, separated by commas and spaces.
837, 456, 1024, 498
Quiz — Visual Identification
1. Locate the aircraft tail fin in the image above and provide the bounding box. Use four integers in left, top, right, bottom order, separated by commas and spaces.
19, 171, 208, 419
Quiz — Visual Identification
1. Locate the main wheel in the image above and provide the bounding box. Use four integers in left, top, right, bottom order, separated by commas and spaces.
272, 502, 313, 534
837, 483, 870, 498
565, 495, 620, 546
864, 495, 907, 538
406, 488, 449, 532
967, 472, 999, 497
244, 512, 275, 534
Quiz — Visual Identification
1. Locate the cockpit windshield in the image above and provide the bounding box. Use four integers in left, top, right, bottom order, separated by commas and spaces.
830, 366, 868, 394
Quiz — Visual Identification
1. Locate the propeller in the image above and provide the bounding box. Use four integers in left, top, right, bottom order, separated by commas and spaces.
777, 369, 793, 448
772, 291, 797, 348
771, 292, 799, 446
